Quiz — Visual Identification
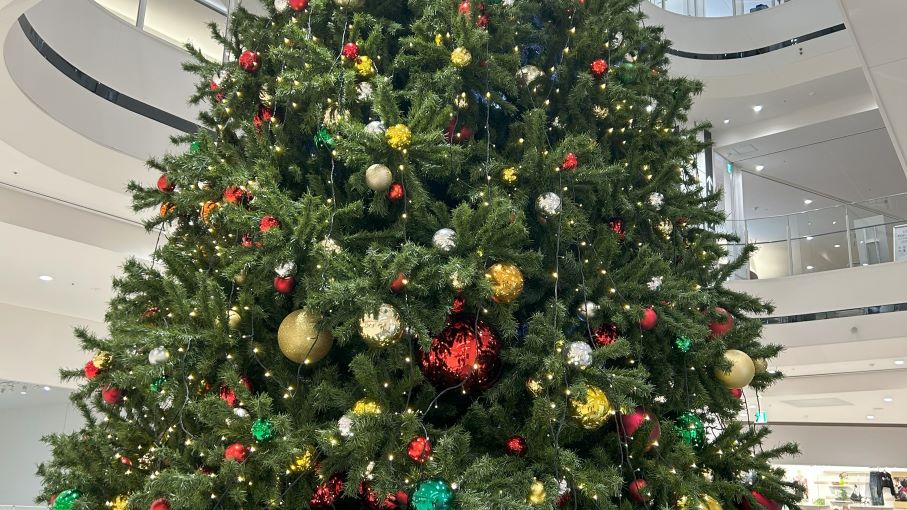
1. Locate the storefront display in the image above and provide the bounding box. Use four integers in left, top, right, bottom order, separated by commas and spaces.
777, 465, 907, 509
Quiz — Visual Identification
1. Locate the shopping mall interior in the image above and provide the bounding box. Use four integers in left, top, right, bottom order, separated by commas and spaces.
2, 0, 907, 508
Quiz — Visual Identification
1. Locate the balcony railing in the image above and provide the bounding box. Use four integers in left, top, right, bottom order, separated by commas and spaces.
648, 0, 791, 17
724, 193, 907, 280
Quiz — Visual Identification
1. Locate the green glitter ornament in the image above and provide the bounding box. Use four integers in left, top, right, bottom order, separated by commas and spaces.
251, 417, 274, 442
315, 127, 334, 148
189, 141, 201, 153
412, 478, 454, 510
53, 489, 82, 510
150, 376, 167, 392
676, 412, 705, 449
674, 336, 693, 353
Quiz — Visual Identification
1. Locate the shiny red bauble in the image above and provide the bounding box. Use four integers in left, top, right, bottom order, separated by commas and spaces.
342, 42, 360, 60
390, 273, 407, 294
590, 58, 608, 77
259, 215, 280, 232
224, 443, 248, 463
628, 479, 650, 503
458, 0, 470, 14
101, 385, 123, 405
592, 323, 619, 346
359, 481, 380, 510
156, 174, 174, 192
742, 491, 780, 510
382, 491, 409, 509
84, 360, 99, 380
238, 50, 260, 73
219, 385, 238, 407
120, 456, 132, 466
223, 186, 248, 204
505, 435, 528, 456
150, 498, 171, 510
387, 182, 405, 201
609, 218, 626, 240
310, 473, 344, 509
406, 435, 432, 463
639, 307, 658, 331
562, 152, 578, 170
419, 316, 501, 392
274, 276, 296, 294
709, 306, 735, 337
618, 407, 661, 450
730, 388, 743, 399
289, 0, 309, 10
477, 14, 489, 28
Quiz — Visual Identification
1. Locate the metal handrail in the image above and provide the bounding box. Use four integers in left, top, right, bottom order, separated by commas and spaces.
725, 192, 907, 222
648, 0, 791, 17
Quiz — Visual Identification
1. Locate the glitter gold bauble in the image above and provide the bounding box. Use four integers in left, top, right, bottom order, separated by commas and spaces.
277, 308, 334, 364
450, 47, 472, 68
571, 385, 612, 429
289, 447, 316, 473
528, 480, 546, 504
714, 349, 755, 388
159, 202, 175, 217
358, 303, 403, 348
701, 495, 723, 510
201, 200, 219, 223
753, 358, 768, 374
92, 351, 112, 370
501, 167, 518, 184
334, 0, 364, 7
485, 263, 523, 304
352, 398, 381, 415
656, 219, 674, 237
355, 56, 375, 77
385, 124, 412, 150
110, 495, 128, 510
227, 309, 242, 330
526, 378, 542, 396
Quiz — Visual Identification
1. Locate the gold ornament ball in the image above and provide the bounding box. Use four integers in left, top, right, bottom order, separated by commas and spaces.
571, 385, 613, 429
359, 303, 403, 348
110, 495, 128, 510
486, 263, 524, 304
451, 47, 472, 68
352, 398, 381, 415
502, 167, 518, 184
92, 351, 112, 370
227, 309, 242, 330
289, 447, 316, 473
526, 378, 542, 396
201, 200, 219, 223
277, 308, 334, 364
365, 164, 393, 192
714, 349, 756, 388
333, 0, 364, 7
656, 219, 674, 237
753, 358, 768, 374
355, 56, 375, 77
233, 270, 247, 286
385, 123, 412, 150
528, 480, 546, 504
700, 495, 723, 510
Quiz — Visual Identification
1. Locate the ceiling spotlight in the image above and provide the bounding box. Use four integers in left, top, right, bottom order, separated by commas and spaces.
866, 415, 876, 420
834, 244, 841, 248
43, 386, 51, 392
755, 165, 764, 171
806, 265, 814, 270
806, 236, 814, 241
883, 397, 894, 403
752, 105, 763, 113
38, 275, 54, 281
895, 360, 905, 366
19, 385, 27, 395
803, 199, 813, 205
723, 119, 730, 124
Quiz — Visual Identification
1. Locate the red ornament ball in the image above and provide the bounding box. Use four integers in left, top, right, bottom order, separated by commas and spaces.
387, 182, 405, 201
618, 407, 660, 450
219, 385, 237, 407
156, 174, 174, 192
477, 14, 489, 28
639, 307, 658, 331
743, 491, 780, 510
359, 481, 380, 510
223, 186, 248, 204
238, 50, 260, 73
289, 0, 309, 10
419, 316, 501, 392
451, 295, 467, 314
730, 388, 743, 399
406, 435, 432, 463
224, 443, 248, 463
628, 479, 650, 503
342, 42, 360, 60
592, 323, 619, 346
259, 215, 280, 232
709, 306, 735, 337
84, 360, 99, 380
150, 498, 171, 510
562, 152, 578, 170
383, 491, 409, 509
101, 385, 122, 405
458, 0, 470, 14
274, 276, 296, 294
590, 58, 608, 77
120, 455, 133, 466
310, 473, 344, 509
390, 273, 407, 294
505, 435, 528, 456
609, 218, 626, 240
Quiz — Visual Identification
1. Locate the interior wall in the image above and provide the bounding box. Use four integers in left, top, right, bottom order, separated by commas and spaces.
766, 423, 907, 467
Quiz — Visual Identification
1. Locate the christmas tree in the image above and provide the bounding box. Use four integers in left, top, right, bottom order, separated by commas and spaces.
38, 0, 805, 509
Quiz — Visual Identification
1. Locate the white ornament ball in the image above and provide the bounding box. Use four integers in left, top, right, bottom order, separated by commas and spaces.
648, 192, 664, 208
197, 180, 210, 190
535, 192, 562, 217
160, 394, 173, 411
234, 407, 249, 418
567, 341, 593, 367
364, 120, 386, 134
365, 164, 393, 192
275, 261, 296, 277
577, 301, 599, 320
432, 228, 457, 253
334, 0, 364, 8
338, 414, 354, 437
319, 238, 342, 253
357, 82, 373, 102
517, 65, 544, 85
211, 71, 228, 87
148, 347, 170, 365
274, 0, 289, 11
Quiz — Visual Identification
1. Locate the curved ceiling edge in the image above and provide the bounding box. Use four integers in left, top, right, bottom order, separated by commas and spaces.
667, 23, 846, 60
17, 14, 199, 134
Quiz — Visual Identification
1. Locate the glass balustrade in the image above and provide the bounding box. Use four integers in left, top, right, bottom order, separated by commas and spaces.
649, 0, 791, 17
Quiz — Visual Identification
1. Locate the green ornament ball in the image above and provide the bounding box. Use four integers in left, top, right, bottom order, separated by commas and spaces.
676, 412, 705, 449
189, 141, 201, 153
251, 417, 274, 442
53, 489, 82, 510
315, 127, 334, 148
674, 336, 693, 353
150, 376, 167, 392
412, 478, 454, 510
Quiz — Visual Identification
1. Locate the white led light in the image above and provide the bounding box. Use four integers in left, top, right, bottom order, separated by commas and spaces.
752, 105, 763, 113
38, 275, 54, 281
723, 119, 730, 124
803, 199, 813, 205
754, 165, 764, 171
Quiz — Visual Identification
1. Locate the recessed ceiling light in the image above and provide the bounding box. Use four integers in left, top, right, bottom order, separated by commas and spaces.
723, 119, 730, 124
866, 415, 876, 420
755, 165, 764, 171
834, 244, 841, 248
38, 275, 54, 281
832, 221, 837, 225
43, 386, 51, 392
803, 199, 813, 205
806, 236, 814, 241
895, 360, 905, 366
753, 105, 763, 113
883, 397, 894, 403
806, 265, 814, 270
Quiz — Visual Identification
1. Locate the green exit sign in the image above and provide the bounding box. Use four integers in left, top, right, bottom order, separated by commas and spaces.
754, 411, 768, 424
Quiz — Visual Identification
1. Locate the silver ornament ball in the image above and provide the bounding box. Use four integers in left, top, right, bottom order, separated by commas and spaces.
233, 407, 249, 418
274, 0, 289, 11
148, 347, 170, 365
517, 65, 544, 85
364, 120, 386, 134
536, 192, 562, 217
274, 261, 296, 277
577, 301, 599, 320
365, 164, 393, 192
432, 228, 457, 253
567, 341, 593, 367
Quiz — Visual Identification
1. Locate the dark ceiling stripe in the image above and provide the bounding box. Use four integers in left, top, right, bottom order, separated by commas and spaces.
17, 14, 200, 134
762, 302, 907, 325
667, 23, 846, 60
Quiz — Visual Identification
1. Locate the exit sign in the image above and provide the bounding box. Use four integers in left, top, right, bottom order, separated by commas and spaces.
754, 411, 768, 424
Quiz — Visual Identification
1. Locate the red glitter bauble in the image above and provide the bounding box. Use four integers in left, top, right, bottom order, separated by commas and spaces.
219, 385, 237, 407
274, 276, 296, 294
390, 273, 407, 294
639, 307, 658, 331
238, 50, 260, 73
451, 295, 467, 314
562, 152, 578, 170
730, 388, 743, 399
342, 42, 360, 60
382, 491, 409, 509
310, 473, 344, 509
628, 479, 650, 503
477, 14, 489, 28
224, 443, 248, 463
84, 360, 99, 380
156, 174, 174, 192
618, 407, 660, 450
223, 186, 247, 204
253, 105, 274, 133
359, 481, 380, 510
592, 323, 619, 346
609, 218, 626, 240
150, 498, 171, 510
289, 0, 309, 10
742, 491, 780, 510
458, 0, 470, 14
406, 435, 432, 463
102, 385, 123, 405
259, 215, 280, 232
387, 182, 405, 201
590, 58, 608, 77
419, 316, 501, 392
505, 435, 527, 456
709, 306, 735, 337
